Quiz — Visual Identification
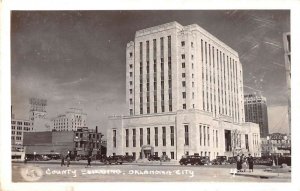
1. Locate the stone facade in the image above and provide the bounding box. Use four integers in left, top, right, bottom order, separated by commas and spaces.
108, 21, 261, 161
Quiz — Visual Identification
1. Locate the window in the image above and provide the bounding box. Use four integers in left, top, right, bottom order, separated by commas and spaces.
129, 81, 132, 85
181, 54, 185, 59
181, 41, 185, 46
129, 52, 133, 57
182, 92, 186, 99
199, 125, 202, 146
204, 126, 206, 146
129, 99, 133, 104
182, 62, 185, 68
170, 126, 174, 146
125, 129, 129, 147
140, 128, 143, 146
182, 73, 186, 78
191, 54, 194, 60
191, 42, 194, 48
216, 130, 219, 148
171, 152, 175, 159
113, 130, 116, 148
207, 126, 210, 146
147, 128, 150, 145
129, 89, 132, 94
184, 125, 189, 146
130, 109, 133, 116
183, 104, 186, 109
182, 81, 186, 87
162, 126, 166, 146
155, 127, 158, 146
133, 129, 136, 147
160, 37, 164, 58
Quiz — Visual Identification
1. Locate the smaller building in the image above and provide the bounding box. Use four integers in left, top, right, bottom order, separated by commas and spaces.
11, 118, 32, 145
51, 108, 87, 131
23, 127, 103, 157
261, 133, 291, 157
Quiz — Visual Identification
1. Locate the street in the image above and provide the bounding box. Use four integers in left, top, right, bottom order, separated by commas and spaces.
12, 162, 291, 182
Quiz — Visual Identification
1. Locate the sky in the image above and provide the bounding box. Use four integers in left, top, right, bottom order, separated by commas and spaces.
11, 10, 290, 137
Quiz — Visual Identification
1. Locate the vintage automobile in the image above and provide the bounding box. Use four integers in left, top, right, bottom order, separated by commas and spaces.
179, 155, 203, 165
105, 155, 124, 165
160, 154, 171, 162
227, 156, 237, 164
148, 155, 160, 161
200, 156, 211, 165
212, 156, 228, 165
123, 155, 135, 162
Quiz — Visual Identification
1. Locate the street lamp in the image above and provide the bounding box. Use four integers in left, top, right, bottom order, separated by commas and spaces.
33, 151, 36, 161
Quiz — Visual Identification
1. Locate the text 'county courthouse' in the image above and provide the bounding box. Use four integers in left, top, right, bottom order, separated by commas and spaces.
107, 22, 261, 161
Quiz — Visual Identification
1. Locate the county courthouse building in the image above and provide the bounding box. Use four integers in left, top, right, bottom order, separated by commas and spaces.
107, 22, 261, 161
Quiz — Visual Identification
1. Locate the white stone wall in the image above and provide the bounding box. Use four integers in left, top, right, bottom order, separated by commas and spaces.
107, 110, 261, 160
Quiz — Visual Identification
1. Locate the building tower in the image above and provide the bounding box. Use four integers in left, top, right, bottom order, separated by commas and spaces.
109, 22, 261, 160
244, 94, 269, 137
29, 98, 50, 131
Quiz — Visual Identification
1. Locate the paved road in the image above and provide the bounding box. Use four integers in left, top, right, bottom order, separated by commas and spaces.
12, 163, 291, 182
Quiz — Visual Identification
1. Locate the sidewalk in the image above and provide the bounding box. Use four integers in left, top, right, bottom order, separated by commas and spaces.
230, 168, 291, 179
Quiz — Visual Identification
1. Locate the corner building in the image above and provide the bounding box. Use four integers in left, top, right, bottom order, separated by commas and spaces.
108, 22, 261, 160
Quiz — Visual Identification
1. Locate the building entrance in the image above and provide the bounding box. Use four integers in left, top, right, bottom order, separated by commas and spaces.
141, 145, 154, 159
224, 130, 232, 152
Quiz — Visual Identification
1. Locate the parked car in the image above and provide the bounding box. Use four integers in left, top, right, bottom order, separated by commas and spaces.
105, 155, 124, 165
160, 154, 171, 162
75, 155, 87, 161
227, 156, 237, 164
148, 155, 160, 161
123, 155, 135, 162
179, 155, 203, 165
253, 157, 273, 166
212, 156, 228, 165
200, 156, 211, 165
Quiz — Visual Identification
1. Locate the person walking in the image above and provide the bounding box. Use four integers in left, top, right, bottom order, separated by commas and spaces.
236, 154, 241, 172
242, 155, 248, 172
61, 155, 65, 167
248, 154, 254, 172
66, 155, 70, 167
87, 155, 92, 167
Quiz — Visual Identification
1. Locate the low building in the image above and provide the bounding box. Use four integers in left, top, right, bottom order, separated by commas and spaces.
11, 118, 32, 146
23, 127, 103, 156
261, 133, 291, 157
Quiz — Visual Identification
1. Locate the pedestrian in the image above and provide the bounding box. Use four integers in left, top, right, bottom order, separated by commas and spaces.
87, 155, 92, 167
248, 154, 254, 172
242, 155, 248, 172
66, 155, 70, 167
61, 155, 65, 166
236, 154, 241, 172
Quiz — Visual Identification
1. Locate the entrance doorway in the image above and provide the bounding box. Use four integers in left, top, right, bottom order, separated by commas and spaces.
141, 145, 154, 159
144, 150, 151, 158
224, 130, 231, 152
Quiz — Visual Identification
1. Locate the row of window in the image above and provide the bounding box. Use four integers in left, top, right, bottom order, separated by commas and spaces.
11, 126, 31, 131
11, 136, 22, 140
200, 39, 241, 122
124, 126, 175, 148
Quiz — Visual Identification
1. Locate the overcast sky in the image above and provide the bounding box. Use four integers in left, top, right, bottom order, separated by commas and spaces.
11, 10, 290, 136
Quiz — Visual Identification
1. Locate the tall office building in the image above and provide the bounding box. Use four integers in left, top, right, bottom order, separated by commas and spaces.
29, 98, 51, 132
52, 108, 87, 131
108, 22, 261, 160
244, 94, 269, 138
